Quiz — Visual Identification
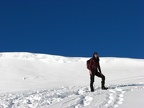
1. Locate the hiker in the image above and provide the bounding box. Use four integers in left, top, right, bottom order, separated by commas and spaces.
89, 52, 108, 92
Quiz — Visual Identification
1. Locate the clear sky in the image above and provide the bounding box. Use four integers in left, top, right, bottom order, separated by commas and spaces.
0, 0, 144, 58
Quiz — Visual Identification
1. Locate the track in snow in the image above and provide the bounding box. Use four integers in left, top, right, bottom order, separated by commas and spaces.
0, 82, 144, 108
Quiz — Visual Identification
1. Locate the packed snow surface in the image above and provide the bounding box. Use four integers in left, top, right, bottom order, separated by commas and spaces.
0, 52, 144, 108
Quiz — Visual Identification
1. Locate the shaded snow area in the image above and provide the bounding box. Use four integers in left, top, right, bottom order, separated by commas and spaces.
0, 52, 144, 108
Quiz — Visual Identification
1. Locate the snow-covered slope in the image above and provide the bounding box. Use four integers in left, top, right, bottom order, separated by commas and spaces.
0, 52, 144, 108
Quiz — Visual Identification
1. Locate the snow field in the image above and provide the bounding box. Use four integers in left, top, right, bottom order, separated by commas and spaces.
0, 52, 144, 108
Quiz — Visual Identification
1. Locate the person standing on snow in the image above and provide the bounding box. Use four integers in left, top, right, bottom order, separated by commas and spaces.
89, 52, 108, 92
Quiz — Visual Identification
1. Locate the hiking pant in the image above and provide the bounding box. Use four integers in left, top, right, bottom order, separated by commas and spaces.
90, 68, 105, 91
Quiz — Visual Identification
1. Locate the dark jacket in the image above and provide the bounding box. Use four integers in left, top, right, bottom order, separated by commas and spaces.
89, 55, 101, 73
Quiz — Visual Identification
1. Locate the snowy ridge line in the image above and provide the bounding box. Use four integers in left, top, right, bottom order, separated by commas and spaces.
0, 52, 86, 63
0, 82, 144, 108
1, 52, 143, 66
0, 52, 143, 63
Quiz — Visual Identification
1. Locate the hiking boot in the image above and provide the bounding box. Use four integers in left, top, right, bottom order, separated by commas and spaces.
90, 82, 94, 92
101, 86, 108, 90
91, 90, 94, 92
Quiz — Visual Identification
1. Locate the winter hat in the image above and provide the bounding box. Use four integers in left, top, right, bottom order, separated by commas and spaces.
93, 52, 98, 55
93, 52, 99, 61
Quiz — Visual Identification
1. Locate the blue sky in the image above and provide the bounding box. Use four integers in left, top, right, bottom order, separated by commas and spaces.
0, 0, 144, 58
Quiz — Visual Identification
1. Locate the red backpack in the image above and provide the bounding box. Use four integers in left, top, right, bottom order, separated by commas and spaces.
86, 58, 92, 70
